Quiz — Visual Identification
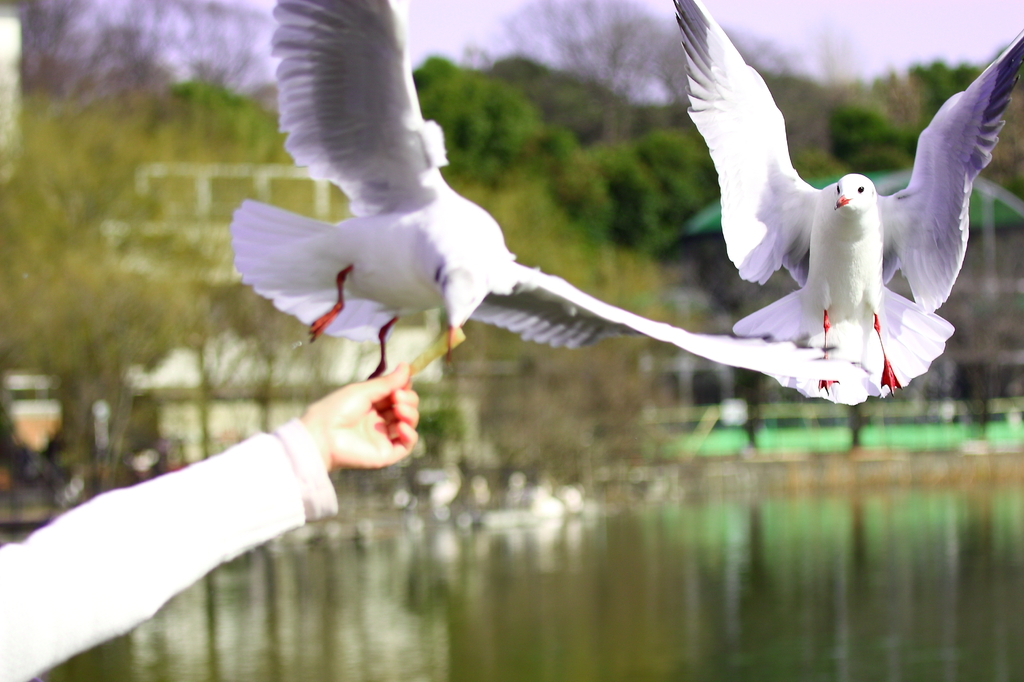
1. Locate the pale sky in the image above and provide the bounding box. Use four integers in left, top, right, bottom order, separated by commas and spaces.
241, 0, 1024, 81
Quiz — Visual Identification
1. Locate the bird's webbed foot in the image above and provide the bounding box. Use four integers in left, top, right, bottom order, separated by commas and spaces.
880, 357, 902, 396
310, 265, 354, 341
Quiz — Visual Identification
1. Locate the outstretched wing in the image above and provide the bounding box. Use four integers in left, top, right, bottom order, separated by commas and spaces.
273, 0, 448, 217
674, 0, 818, 285
471, 264, 867, 382
880, 29, 1024, 312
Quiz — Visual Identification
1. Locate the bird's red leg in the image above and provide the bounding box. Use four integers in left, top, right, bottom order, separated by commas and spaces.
309, 265, 354, 341
446, 325, 459, 364
875, 313, 902, 395
368, 316, 399, 379
818, 309, 837, 394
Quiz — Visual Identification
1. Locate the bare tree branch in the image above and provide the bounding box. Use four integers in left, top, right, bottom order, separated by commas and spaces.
20, 0, 273, 101
504, 0, 676, 141
506, 0, 661, 102
159, 0, 272, 91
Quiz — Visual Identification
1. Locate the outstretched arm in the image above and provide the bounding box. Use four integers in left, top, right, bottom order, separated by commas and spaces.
0, 366, 419, 682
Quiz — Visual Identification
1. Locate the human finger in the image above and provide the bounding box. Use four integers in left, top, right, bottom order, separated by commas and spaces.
390, 401, 419, 428
358, 363, 411, 405
392, 421, 418, 450
385, 414, 416, 441
392, 388, 419, 408
373, 386, 418, 415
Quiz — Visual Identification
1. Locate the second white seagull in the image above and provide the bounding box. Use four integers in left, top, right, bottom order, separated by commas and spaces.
674, 0, 1024, 404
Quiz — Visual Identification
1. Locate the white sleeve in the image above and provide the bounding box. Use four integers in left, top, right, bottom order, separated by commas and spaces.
0, 419, 338, 682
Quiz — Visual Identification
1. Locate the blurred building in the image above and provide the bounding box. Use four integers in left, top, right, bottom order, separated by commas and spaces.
2, 373, 59, 451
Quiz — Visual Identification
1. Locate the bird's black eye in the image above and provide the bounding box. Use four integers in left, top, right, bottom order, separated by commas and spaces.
858, 186, 865, 194
434, 266, 443, 283
837, 185, 841, 193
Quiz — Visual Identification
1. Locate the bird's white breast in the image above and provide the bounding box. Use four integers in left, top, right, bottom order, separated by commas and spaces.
800, 193, 885, 366
341, 187, 515, 315
804, 197, 884, 320
342, 208, 445, 314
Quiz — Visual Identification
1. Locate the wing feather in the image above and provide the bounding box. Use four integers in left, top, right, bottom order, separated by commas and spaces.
472, 264, 868, 382
273, 0, 447, 217
674, 0, 818, 285
880, 29, 1024, 312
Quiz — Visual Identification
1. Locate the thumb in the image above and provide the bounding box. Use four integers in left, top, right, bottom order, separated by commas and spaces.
361, 363, 411, 402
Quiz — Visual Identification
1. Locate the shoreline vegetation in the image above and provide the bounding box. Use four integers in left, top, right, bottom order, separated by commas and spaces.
6, 444, 1024, 542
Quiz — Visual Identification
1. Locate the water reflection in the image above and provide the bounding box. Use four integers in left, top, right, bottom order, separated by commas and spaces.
52, 490, 1024, 682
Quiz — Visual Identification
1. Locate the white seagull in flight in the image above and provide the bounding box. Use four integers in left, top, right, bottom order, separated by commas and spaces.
230, 0, 865, 384
674, 0, 1024, 404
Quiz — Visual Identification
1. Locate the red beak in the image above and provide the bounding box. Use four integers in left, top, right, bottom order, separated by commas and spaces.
835, 195, 851, 210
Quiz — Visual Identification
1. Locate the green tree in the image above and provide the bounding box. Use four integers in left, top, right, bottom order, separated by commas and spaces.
593, 144, 662, 252
584, 130, 718, 256
0, 97, 201, 473
414, 57, 542, 183
792, 147, 849, 179
632, 130, 718, 240
910, 60, 982, 121
525, 127, 613, 242
0, 87, 298, 474
829, 105, 915, 171
165, 81, 287, 163
488, 56, 613, 146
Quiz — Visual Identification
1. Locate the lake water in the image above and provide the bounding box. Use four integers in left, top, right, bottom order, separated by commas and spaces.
52, 488, 1024, 682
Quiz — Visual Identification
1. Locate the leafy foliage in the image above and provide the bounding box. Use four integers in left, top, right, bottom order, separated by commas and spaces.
591, 144, 663, 250
552, 129, 718, 256
630, 131, 719, 245
415, 59, 720, 258
414, 57, 542, 182
0, 99, 193, 466
910, 61, 983, 120
829, 105, 916, 171
792, 147, 849, 179
0, 89, 294, 468
488, 56, 613, 146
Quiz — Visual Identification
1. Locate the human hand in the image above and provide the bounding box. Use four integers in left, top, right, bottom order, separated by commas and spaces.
300, 363, 420, 471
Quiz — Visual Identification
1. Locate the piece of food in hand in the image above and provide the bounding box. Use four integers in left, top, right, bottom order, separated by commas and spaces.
410, 328, 467, 376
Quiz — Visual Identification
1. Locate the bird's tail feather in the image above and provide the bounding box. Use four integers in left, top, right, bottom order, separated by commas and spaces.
733, 288, 953, 405
230, 200, 394, 342
733, 292, 869, 404
880, 288, 954, 383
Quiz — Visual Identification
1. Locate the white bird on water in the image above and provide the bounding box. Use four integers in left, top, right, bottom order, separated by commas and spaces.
230, 0, 865, 384
674, 0, 1024, 404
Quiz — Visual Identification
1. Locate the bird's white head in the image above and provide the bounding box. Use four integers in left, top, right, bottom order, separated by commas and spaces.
438, 264, 489, 331
834, 174, 877, 213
